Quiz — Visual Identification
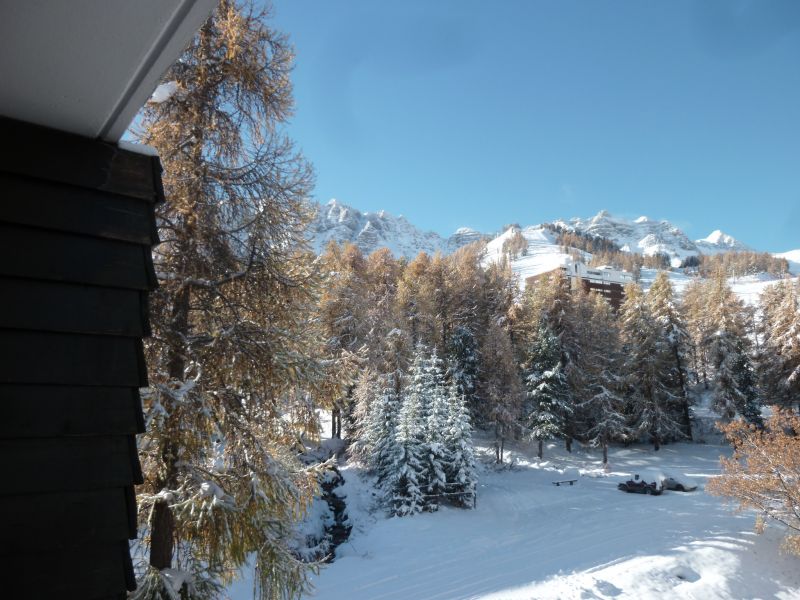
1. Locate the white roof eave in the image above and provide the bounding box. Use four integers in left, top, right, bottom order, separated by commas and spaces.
0, 0, 217, 142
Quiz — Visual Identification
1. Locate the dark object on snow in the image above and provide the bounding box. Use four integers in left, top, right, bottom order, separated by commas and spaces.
663, 476, 697, 492
552, 479, 577, 486
0, 118, 163, 598
617, 474, 663, 495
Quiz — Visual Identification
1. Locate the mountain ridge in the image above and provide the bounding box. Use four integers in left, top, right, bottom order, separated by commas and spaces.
307, 200, 795, 273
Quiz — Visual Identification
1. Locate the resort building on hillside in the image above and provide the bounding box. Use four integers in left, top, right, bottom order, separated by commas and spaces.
526, 262, 633, 309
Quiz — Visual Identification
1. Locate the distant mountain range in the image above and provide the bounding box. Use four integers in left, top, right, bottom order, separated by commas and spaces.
307, 199, 796, 274
308, 199, 485, 257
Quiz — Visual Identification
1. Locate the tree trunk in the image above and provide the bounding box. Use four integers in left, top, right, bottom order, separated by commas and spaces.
150, 280, 190, 570
149, 500, 175, 569
537, 439, 543, 460
565, 436, 572, 453
331, 407, 340, 439
602, 442, 608, 466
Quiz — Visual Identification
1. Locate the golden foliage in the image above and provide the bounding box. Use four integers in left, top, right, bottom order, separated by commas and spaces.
707, 411, 800, 555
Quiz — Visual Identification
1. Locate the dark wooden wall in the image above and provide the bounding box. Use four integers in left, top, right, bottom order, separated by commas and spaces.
0, 118, 161, 599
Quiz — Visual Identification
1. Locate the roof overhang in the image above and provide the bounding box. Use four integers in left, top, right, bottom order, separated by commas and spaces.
0, 0, 217, 143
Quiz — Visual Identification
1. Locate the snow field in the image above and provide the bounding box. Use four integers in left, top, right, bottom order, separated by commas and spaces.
306, 435, 800, 600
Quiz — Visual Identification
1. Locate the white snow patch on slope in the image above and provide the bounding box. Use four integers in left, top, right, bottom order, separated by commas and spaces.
775, 249, 800, 275
483, 226, 576, 285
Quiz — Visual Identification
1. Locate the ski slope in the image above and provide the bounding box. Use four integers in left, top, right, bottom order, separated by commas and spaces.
482, 226, 790, 306
298, 439, 800, 600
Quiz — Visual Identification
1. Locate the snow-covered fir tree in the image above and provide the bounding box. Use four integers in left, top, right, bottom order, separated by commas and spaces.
705, 273, 753, 419
446, 325, 480, 413
647, 271, 694, 438
366, 377, 403, 488
620, 283, 685, 450
444, 381, 478, 507
423, 349, 450, 508
388, 360, 428, 516
577, 293, 630, 465
524, 325, 571, 459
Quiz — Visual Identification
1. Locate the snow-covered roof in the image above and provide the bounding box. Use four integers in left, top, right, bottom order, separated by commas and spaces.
0, 0, 217, 142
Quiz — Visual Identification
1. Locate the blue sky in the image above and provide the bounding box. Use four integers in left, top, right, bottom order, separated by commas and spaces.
271, 0, 800, 251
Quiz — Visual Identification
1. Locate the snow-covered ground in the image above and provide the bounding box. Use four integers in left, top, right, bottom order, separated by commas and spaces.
297, 436, 800, 600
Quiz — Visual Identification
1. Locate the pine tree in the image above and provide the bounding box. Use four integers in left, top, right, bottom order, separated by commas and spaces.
705, 273, 754, 419
647, 271, 694, 438
577, 293, 630, 465
444, 382, 478, 507
524, 325, 570, 459
423, 350, 450, 507
389, 356, 428, 516
446, 325, 480, 413
620, 283, 685, 450
348, 368, 382, 465
365, 377, 403, 488
132, 3, 321, 597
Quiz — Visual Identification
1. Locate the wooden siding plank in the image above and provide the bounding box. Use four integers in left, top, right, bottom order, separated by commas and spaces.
0, 278, 146, 337
0, 436, 140, 495
0, 173, 158, 244
0, 117, 162, 203
3, 542, 131, 598
0, 385, 143, 438
0, 224, 154, 290
0, 487, 133, 550
0, 331, 147, 387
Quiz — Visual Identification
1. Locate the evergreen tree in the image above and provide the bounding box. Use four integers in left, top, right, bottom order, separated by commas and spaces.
524, 325, 570, 459
366, 378, 403, 488
647, 271, 694, 438
577, 293, 630, 465
348, 368, 382, 465
133, 3, 321, 596
731, 340, 763, 426
423, 350, 450, 508
620, 283, 685, 450
389, 357, 428, 516
446, 325, 480, 414
705, 273, 754, 419
444, 382, 478, 507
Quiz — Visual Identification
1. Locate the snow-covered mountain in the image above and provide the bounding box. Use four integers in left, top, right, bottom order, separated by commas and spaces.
551, 211, 750, 268
695, 229, 751, 254
307, 199, 485, 258
308, 202, 762, 269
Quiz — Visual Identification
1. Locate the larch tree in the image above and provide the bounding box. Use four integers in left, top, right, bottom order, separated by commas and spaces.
758, 279, 800, 410
708, 411, 800, 555
478, 320, 523, 463
132, 2, 324, 597
318, 242, 369, 438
